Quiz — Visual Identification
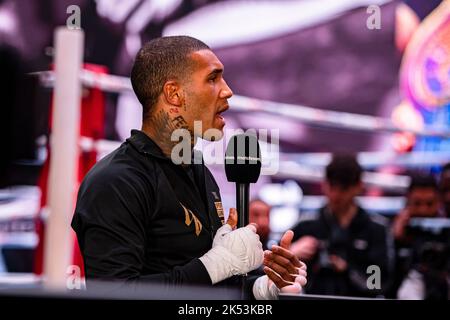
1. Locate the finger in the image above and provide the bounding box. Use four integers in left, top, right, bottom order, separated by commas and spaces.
264, 251, 298, 275
279, 230, 294, 249
263, 267, 291, 289
295, 275, 307, 287
263, 259, 296, 283
298, 268, 307, 277
271, 245, 302, 267
266, 269, 307, 293
226, 208, 237, 229
299, 261, 307, 270
246, 223, 258, 233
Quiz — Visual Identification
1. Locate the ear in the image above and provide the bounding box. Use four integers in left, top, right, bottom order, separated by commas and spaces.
162, 80, 183, 107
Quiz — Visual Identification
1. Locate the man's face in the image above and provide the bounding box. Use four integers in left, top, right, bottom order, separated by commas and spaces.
323, 182, 361, 213
249, 201, 271, 241
182, 50, 233, 141
407, 187, 440, 218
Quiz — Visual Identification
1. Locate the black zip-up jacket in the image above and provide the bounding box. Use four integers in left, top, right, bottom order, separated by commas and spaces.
72, 130, 227, 288
292, 206, 394, 297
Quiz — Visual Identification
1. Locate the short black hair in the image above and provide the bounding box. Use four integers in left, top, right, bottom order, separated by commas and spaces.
408, 175, 438, 194
326, 153, 362, 188
130, 36, 210, 119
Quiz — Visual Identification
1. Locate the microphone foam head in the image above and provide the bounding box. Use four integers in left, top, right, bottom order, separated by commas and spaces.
225, 133, 262, 183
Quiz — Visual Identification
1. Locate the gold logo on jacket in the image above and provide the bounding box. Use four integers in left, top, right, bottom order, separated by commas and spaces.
214, 201, 225, 225
181, 204, 202, 236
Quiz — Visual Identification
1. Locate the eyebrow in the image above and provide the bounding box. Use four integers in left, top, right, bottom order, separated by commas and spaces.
207, 68, 223, 77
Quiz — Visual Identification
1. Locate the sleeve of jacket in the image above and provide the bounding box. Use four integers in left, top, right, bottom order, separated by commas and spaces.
71, 167, 212, 289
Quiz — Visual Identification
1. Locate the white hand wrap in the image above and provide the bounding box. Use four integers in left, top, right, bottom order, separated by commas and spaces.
199, 224, 264, 285
252, 275, 280, 300
253, 275, 304, 300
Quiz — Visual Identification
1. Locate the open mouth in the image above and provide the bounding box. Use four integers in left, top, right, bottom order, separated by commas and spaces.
216, 104, 229, 116
215, 107, 228, 125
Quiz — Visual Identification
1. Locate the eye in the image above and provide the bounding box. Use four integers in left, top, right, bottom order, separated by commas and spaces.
208, 76, 217, 83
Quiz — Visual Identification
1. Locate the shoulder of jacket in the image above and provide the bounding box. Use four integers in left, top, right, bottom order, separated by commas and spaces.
298, 210, 320, 223
366, 211, 390, 228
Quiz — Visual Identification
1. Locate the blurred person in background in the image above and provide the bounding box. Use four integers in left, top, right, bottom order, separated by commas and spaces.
392, 175, 442, 242
249, 199, 271, 251
390, 175, 441, 298
394, 174, 449, 299
290, 154, 393, 297
248, 199, 272, 278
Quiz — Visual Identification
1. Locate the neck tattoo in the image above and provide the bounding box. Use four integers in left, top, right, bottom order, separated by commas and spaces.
148, 109, 195, 158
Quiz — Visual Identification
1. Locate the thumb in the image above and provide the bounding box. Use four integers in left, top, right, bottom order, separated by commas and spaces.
246, 223, 258, 233
226, 208, 237, 229
280, 230, 294, 249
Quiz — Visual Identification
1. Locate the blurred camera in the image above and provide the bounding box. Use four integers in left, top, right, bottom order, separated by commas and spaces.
407, 218, 450, 271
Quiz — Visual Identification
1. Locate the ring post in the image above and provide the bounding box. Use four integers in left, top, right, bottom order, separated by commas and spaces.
43, 27, 84, 290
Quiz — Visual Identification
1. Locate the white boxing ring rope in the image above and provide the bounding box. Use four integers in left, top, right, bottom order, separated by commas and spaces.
77, 136, 412, 191
32, 66, 450, 192
33, 69, 450, 139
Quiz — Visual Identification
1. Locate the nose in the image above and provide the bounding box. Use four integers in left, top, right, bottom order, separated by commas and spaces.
220, 79, 233, 99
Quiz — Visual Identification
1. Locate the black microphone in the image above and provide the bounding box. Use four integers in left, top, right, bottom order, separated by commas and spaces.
225, 133, 262, 228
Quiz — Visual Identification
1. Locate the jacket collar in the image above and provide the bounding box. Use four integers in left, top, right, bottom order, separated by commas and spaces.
321, 205, 367, 230
126, 129, 168, 160
127, 129, 204, 164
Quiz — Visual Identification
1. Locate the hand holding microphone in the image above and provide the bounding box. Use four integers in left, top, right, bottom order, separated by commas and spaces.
199, 208, 264, 285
